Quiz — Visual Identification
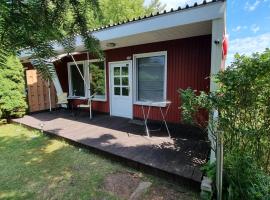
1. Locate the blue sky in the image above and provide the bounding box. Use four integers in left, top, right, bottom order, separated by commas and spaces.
145, 0, 270, 65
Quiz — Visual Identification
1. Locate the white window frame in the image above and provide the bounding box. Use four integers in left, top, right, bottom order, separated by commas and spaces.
133, 51, 167, 107
67, 59, 107, 101
67, 61, 88, 99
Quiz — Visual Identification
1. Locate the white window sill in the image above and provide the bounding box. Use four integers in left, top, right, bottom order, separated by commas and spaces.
67, 96, 107, 102
134, 101, 168, 107
92, 98, 107, 102
67, 96, 87, 100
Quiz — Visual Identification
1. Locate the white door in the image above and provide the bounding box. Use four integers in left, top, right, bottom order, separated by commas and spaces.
110, 61, 132, 118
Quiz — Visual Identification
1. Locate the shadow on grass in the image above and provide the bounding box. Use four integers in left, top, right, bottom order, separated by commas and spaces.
0, 125, 121, 200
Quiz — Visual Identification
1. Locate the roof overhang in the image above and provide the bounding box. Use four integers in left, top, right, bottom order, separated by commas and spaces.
20, 0, 226, 61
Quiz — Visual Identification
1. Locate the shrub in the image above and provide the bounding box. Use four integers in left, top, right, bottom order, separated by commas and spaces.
179, 49, 270, 199
223, 152, 270, 200
0, 55, 27, 120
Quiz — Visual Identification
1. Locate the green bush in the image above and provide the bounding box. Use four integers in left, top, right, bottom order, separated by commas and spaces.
179, 49, 270, 199
223, 152, 270, 200
201, 161, 216, 180
0, 55, 27, 120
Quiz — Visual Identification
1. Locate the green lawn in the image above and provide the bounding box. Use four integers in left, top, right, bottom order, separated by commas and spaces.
0, 124, 198, 200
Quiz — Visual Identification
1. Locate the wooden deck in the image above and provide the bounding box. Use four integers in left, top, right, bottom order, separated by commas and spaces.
12, 111, 209, 187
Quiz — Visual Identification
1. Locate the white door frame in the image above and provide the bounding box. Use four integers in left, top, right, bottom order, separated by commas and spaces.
109, 60, 133, 118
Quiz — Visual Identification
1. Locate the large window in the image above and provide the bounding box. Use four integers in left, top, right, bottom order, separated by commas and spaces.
68, 63, 86, 97
67, 60, 106, 101
134, 51, 167, 104
88, 60, 106, 101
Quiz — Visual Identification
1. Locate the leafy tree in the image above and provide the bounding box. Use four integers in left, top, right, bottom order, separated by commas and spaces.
0, 0, 102, 121
0, 0, 165, 76
89, 62, 105, 95
99, 0, 165, 25
0, 0, 165, 120
0, 0, 102, 71
179, 50, 270, 199
144, 0, 166, 15
0, 55, 27, 120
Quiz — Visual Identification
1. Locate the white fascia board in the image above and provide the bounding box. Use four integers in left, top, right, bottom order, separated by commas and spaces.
19, 1, 225, 61
75, 1, 225, 48
93, 1, 225, 41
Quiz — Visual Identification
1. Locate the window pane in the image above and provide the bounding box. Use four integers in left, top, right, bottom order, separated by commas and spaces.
122, 66, 128, 75
122, 87, 129, 96
114, 87, 120, 95
137, 56, 165, 102
71, 64, 85, 96
89, 61, 106, 99
114, 67, 120, 76
114, 77, 120, 85
122, 77, 128, 86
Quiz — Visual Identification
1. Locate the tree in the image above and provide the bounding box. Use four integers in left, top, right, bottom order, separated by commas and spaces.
144, 0, 166, 15
0, 0, 165, 74
0, 0, 102, 120
0, 0, 165, 120
0, 55, 27, 121
99, 0, 165, 25
0, 0, 102, 69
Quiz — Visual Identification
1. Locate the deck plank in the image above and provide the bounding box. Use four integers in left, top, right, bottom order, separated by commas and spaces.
12, 111, 209, 185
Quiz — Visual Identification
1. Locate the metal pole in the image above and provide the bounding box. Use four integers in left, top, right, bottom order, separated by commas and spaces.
216, 131, 223, 200
48, 80, 52, 112
87, 52, 92, 119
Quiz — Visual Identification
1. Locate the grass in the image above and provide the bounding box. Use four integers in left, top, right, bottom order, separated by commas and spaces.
0, 123, 198, 200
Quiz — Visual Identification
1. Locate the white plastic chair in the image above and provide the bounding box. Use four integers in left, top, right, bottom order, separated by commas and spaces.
77, 93, 96, 119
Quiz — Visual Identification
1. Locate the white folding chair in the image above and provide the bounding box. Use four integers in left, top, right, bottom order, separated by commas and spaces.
77, 94, 96, 119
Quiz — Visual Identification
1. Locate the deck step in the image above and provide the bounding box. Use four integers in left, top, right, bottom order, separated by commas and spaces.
128, 119, 144, 126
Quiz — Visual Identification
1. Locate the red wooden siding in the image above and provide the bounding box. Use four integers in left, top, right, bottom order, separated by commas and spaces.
24, 35, 211, 123
106, 35, 211, 123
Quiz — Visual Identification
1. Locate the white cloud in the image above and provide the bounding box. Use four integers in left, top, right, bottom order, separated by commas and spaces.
245, 0, 260, 11
226, 32, 270, 66
232, 25, 248, 32
251, 24, 260, 33
232, 26, 242, 32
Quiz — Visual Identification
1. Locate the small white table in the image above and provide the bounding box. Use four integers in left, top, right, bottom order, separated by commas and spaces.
141, 101, 171, 137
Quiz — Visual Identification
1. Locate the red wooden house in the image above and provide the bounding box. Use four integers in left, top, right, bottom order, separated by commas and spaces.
20, 0, 226, 124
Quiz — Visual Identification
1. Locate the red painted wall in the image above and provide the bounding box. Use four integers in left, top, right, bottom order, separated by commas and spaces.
25, 35, 211, 123
106, 35, 211, 123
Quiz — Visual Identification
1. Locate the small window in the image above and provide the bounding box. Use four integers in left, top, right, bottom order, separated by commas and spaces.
89, 61, 106, 101
70, 64, 85, 97
135, 52, 166, 103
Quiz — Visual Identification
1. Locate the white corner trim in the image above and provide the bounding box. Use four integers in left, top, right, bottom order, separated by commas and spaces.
132, 51, 167, 105
210, 18, 225, 92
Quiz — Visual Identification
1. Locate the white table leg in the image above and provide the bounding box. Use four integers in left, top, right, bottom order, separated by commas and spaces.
159, 106, 171, 137
142, 105, 151, 137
